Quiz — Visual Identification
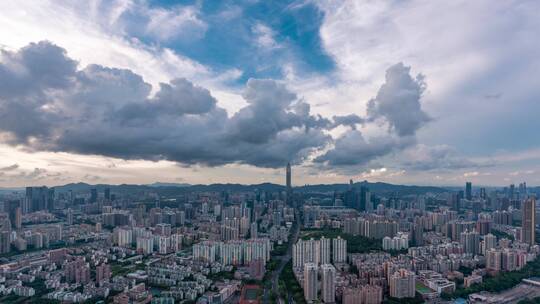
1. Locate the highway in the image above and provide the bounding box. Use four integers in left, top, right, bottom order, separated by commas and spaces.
264, 210, 301, 304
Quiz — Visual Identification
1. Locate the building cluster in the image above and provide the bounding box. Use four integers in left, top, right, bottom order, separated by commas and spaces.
193, 238, 272, 266
0, 164, 539, 304
292, 236, 347, 268
291, 180, 539, 304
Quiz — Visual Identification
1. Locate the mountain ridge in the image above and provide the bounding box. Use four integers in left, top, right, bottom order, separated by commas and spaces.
0, 181, 449, 196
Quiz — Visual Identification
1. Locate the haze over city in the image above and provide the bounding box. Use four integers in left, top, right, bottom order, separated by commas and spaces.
1, 1, 539, 188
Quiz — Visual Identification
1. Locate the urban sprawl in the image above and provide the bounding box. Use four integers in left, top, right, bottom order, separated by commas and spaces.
0, 164, 539, 304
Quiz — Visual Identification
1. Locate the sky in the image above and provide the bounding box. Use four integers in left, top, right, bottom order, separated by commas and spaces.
0, 0, 539, 187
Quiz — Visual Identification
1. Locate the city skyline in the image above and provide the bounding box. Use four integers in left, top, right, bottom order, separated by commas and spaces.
0, 131, 538, 303
1, 1, 540, 187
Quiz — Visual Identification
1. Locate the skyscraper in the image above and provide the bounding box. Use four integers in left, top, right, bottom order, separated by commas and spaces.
286, 162, 292, 205
360, 186, 370, 211
14, 207, 21, 230
67, 208, 73, 226
0, 230, 10, 254
480, 187, 486, 200
522, 198, 536, 245
509, 184, 515, 200
25, 186, 54, 212
304, 263, 318, 302
465, 182, 472, 201
90, 188, 98, 203
321, 264, 336, 303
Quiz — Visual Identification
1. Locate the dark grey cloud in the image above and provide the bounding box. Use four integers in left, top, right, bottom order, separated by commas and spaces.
224, 79, 330, 144
0, 41, 77, 99
0, 42, 77, 143
314, 130, 414, 166
0, 41, 332, 168
0, 42, 440, 171
331, 114, 364, 129
367, 62, 430, 136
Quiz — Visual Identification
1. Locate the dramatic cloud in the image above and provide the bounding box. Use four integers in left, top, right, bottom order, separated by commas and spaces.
0, 41, 333, 169
315, 63, 427, 168
314, 131, 414, 166
367, 63, 430, 136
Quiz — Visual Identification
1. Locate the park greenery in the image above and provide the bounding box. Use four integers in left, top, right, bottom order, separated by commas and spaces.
519, 297, 540, 304
491, 229, 515, 241
443, 256, 540, 299
271, 243, 288, 256
279, 261, 306, 304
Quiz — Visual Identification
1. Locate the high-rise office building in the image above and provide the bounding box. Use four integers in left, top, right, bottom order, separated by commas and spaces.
14, 207, 21, 230
480, 187, 486, 200
332, 237, 347, 263
67, 208, 73, 226
0, 230, 10, 254
509, 184, 515, 200
360, 186, 370, 211
321, 264, 336, 303
519, 182, 528, 199
25, 186, 54, 213
465, 182, 472, 201
389, 269, 415, 299
522, 198, 536, 245
304, 263, 318, 302
286, 162, 292, 205
90, 188, 98, 203
448, 193, 459, 211
104, 188, 111, 200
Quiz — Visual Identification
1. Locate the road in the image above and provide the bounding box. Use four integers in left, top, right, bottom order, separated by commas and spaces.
264, 210, 301, 304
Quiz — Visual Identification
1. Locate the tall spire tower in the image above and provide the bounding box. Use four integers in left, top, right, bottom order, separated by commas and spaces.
286, 162, 292, 205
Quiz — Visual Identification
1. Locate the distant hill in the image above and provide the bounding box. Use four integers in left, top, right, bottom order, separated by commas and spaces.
297, 181, 447, 195
3, 182, 537, 197
44, 181, 447, 196
148, 182, 191, 188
